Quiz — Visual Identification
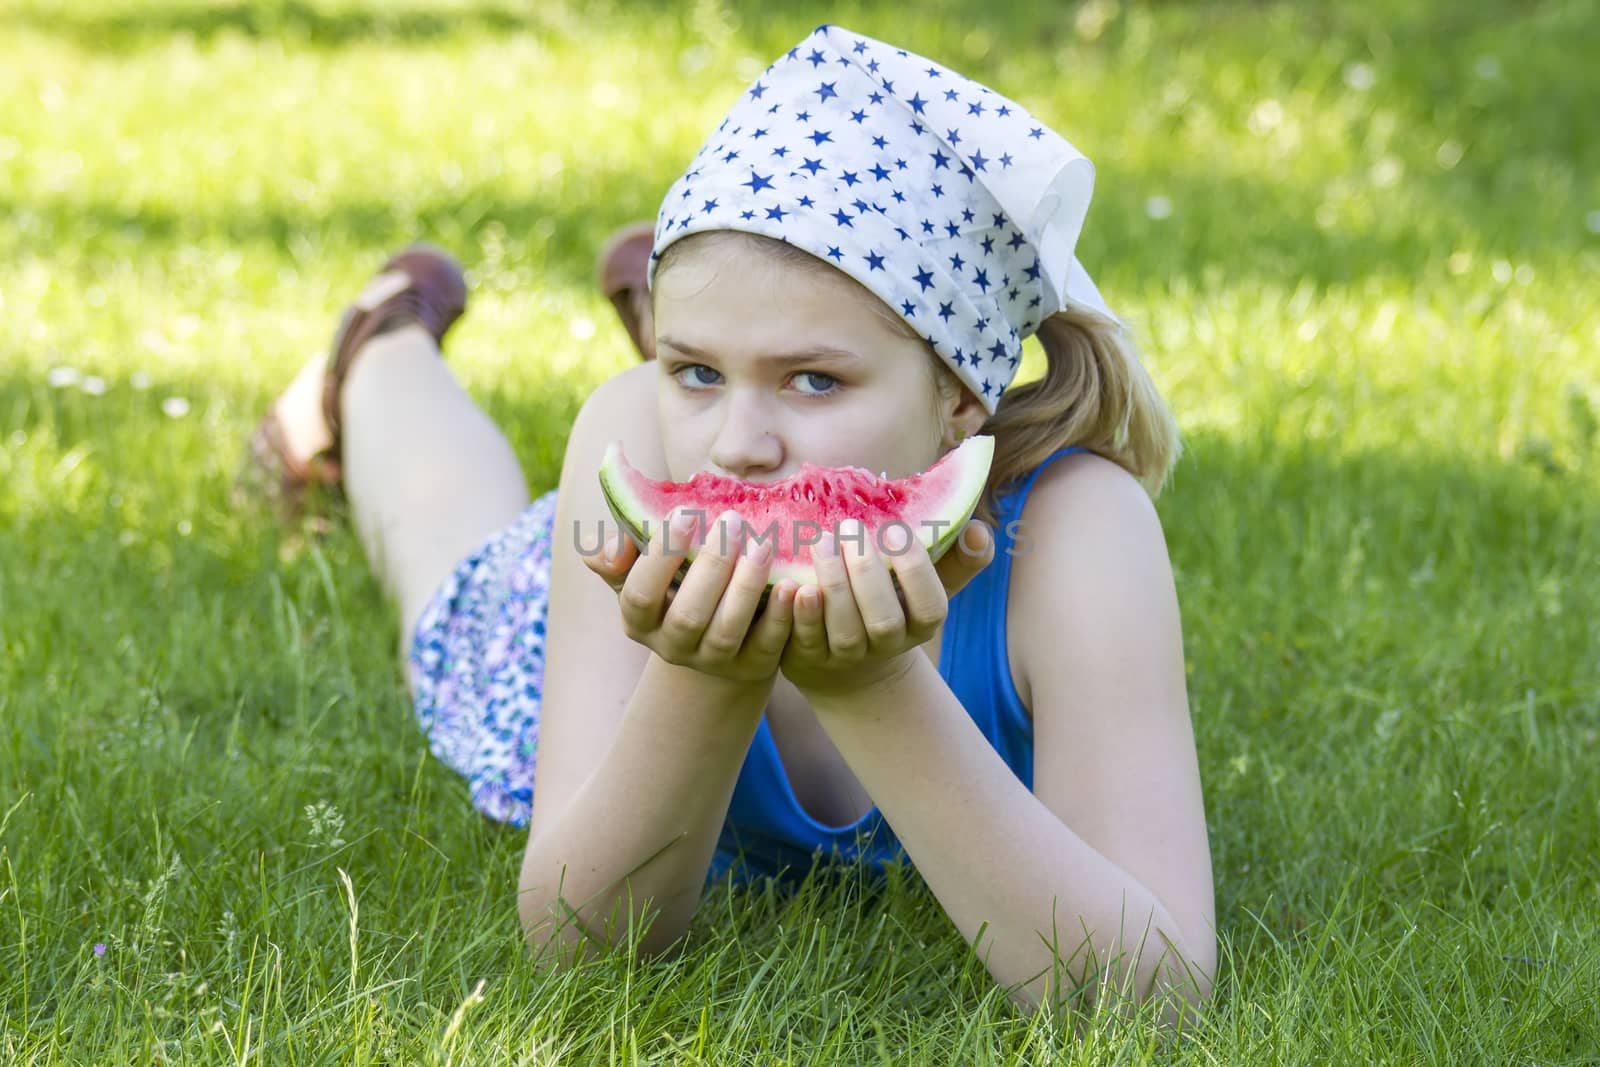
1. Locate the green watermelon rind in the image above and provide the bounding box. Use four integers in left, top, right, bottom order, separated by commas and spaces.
598, 435, 995, 589
920, 434, 993, 567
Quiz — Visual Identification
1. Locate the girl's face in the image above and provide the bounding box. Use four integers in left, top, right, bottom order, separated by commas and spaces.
651, 235, 981, 484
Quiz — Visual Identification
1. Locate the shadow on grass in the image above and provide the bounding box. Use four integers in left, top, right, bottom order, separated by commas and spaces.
14, 0, 1596, 174
0, 0, 542, 50
0, 140, 1582, 303
0, 175, 675, 295
5, 5, 1595, 293
1080, 155, 1587, 294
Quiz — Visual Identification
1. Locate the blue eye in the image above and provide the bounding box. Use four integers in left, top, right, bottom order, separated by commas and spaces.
793, 372, 838, 395
672, 364, 722, 388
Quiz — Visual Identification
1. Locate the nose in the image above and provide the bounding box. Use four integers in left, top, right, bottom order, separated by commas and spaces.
708, 392, 783, 479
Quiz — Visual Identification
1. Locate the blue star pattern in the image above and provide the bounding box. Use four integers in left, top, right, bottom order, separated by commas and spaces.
649, 24, 1114, 412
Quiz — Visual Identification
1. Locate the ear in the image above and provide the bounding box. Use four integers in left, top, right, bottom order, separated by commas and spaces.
942, 382, 989, 449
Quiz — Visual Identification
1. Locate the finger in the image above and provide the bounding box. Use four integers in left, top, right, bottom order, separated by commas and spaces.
699, 523, 775, 657
880, 522, 946, 638
660, 509, 744, 649
813, 529, 867, 660
839, 520, 906, 651
932, 519, 994, 598
790, 582, 829, 658
618, 507, 700, 635
745, 578, 798, 661
584, 527, 639, 591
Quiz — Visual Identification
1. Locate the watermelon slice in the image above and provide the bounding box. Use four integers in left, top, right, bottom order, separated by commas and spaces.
597, 435, 994, 589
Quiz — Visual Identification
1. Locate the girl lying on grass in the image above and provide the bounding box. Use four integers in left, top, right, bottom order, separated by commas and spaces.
245, 24, 1215, 1020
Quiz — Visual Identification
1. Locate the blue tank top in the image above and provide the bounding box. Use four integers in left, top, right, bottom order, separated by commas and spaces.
709, 446, 1087, 885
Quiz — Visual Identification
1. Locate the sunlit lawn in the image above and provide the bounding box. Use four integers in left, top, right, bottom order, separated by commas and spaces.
2, 0, 1597, 1061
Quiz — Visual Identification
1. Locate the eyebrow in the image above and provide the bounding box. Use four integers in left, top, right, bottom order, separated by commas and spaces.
656, 336, 863, 368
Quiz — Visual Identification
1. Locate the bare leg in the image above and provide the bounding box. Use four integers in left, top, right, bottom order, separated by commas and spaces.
339, 324, 532, 650
261, 224, 657, 663
266, 321, 531, 656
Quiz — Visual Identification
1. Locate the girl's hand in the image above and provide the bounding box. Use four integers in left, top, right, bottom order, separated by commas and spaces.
584, 507, 799, 685
780, 518, 996, 698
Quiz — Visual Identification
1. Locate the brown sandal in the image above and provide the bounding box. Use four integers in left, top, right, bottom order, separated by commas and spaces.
597, 221, 657, 362
239, 243, 468, 516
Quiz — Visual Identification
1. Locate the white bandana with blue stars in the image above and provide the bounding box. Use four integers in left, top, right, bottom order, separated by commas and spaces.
648, 24, 1117, 412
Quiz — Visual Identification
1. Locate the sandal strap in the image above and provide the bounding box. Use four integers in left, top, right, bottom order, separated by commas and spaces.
236, 407, 341, 521
320, 244, 467, 461
255, 408, 315, 486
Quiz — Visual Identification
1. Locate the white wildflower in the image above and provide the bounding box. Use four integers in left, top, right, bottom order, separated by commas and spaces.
304, 800, 347, 850
1248, 98, 1283, 135
1370, 156, 1404, 188
1343, 62, 1376, 91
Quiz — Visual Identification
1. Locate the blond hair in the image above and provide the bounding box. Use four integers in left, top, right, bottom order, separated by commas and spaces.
963, 308, 1182, 529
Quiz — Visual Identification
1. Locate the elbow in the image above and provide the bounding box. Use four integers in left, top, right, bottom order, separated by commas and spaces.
1115, 926, 1217, 1026
516, 864, 692, 968
1137, 934, 1215, 1029
1005, 923, 1216, 1026
1099, 907, 1217, 1023
1129, 920, 1214, 1009
516, 876, 581, 967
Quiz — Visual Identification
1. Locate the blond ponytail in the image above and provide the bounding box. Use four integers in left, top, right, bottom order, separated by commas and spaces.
970, 308, 1182, 529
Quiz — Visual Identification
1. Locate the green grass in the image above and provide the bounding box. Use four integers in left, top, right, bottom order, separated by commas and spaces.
3, 0, 1598, 1061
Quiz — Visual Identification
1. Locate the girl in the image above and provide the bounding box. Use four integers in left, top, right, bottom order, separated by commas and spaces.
246, 25, 1214, 1016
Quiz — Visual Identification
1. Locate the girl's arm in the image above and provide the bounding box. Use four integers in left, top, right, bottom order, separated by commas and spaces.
521, 364, 774, 961
518, 655, 772, 961
798, 456, 1215, 1018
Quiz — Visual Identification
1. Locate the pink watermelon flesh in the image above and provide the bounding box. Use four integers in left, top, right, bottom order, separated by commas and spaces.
597, 435, 994, 590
